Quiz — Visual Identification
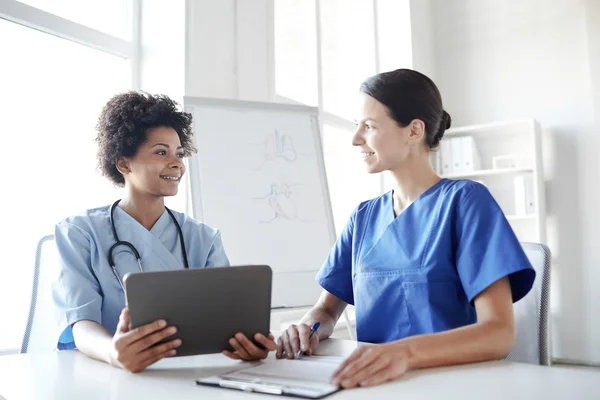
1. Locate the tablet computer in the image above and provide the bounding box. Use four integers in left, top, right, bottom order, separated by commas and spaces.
123, 265, 272, 357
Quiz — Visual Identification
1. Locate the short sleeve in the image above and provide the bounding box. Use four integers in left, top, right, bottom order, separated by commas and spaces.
205, 230, 231, 267
52, 221, 103, 348
315, 209, 357, 305
455, 184, 536, 303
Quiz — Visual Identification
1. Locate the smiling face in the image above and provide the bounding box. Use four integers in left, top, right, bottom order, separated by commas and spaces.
353, 93, 426, 174
116, 126, 185, 198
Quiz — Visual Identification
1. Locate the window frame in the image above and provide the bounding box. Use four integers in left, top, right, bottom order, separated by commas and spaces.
0, 0, 141, 88
272, 0, 388, 203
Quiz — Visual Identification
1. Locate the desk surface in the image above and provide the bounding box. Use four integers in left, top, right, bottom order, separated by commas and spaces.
1, 339, 599, 400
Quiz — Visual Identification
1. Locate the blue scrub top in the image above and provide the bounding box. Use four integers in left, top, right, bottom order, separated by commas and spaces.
52, 205, 230, 349
316, 179, 535, 344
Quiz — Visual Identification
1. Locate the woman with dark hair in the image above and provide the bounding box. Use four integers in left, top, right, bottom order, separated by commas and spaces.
276, 69, 535, 388
52, 92, 276, 372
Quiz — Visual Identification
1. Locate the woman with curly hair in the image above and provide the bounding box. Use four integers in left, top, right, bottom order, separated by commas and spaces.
52, 92, 277, 372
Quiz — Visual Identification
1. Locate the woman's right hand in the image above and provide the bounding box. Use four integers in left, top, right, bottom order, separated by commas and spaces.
108, 308, 182, 373
276, 323, 320, 359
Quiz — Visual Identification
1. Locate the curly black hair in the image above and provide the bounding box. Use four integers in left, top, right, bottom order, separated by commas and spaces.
95, 91, 197, 187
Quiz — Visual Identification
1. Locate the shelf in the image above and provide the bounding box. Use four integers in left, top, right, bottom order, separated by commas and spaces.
435, 118, 545, 244
441, 167, 534, 180
506, 214, 536, 222
444, 118, 535, 137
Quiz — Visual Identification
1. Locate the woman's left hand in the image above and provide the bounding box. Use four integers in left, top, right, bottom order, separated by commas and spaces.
331, 343, 410, 388
223, 333, 278, 361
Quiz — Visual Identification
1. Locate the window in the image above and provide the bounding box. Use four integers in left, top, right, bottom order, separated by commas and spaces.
322, 123, 382, 233
320, 0, 376, 120
0, 2, 136, 352
274, 0, 318, 106
274, 0, 413, 233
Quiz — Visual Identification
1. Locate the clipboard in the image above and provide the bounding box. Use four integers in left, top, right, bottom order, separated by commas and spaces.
195, 356, 344, 399
195, 375, 341, 398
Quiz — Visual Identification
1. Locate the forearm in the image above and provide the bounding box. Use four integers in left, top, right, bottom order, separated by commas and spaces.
397, 320, 515, 370
72, 320, 114, 364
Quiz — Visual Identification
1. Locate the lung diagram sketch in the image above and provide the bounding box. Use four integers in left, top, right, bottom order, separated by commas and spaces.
249, 130, 309, 170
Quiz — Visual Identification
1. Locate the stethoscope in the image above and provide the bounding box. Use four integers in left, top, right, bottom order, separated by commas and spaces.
108, 200, 189, 290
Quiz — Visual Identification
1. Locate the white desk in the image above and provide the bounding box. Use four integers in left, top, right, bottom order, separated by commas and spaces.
1, 339, 599, 400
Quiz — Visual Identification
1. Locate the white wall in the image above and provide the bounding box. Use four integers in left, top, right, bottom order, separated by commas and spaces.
409, 0, 436, 80
422, 0, 600, 364
184, 0, 237, 98
587, 1, 600, 142
184, 0, 272, 101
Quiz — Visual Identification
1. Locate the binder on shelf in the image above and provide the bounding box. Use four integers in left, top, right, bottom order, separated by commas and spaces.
460, 136, 481, 172
434, 150, 442, 174
450, 137, 463, 174
492, 154, 518, 169
514, 174, 535, 215
440, 138, 453, 175
525, 175, 535, 214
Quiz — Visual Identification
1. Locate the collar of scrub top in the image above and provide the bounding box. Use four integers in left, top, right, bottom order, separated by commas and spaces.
108, 199, 190, 290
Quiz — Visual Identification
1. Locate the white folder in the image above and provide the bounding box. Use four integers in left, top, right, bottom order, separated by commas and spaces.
460, 136, 480, 172
434, 150, 442, 174
450, 138, 463, 174
524, 175, 535, 214
514, 175, 535, 215
440, 139, 453, 175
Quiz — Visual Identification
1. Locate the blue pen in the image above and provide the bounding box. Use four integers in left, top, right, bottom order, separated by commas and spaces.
296, 322, 320, 359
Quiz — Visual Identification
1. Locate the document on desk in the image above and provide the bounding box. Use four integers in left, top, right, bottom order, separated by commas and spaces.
195, 355, 344, 399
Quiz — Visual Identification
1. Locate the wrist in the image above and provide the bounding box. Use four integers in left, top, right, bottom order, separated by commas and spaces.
103, 339, 117, 366
389, 339, 415, 370
104, 348, 114, 366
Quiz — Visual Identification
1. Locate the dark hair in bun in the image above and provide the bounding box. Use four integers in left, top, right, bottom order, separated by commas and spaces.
360, 68, 451, 149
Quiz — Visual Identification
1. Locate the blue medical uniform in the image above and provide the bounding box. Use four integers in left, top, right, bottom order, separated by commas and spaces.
52, 205, 230, 349
316, 179, 535, 344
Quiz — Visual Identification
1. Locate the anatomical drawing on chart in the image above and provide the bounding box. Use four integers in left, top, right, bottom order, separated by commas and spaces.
253, 181, 310, 223
249, 130, 308, 170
